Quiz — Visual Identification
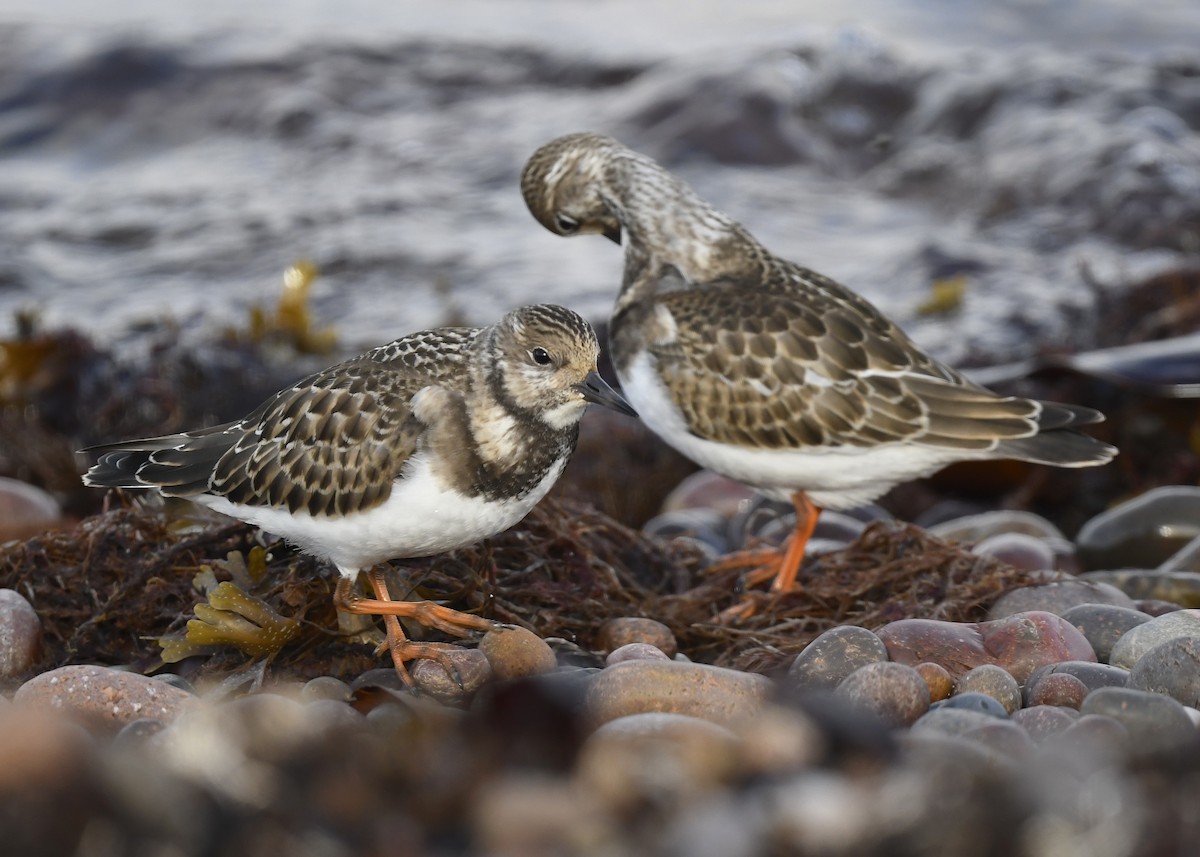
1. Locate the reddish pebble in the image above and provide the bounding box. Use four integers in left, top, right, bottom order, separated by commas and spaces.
880, 611, 1096, 682
606, 643, 670, 665
13, 665, 197, 735
915, 663, 954, 702
1027, 672, 1088, 709
1012, 705, 1079, 742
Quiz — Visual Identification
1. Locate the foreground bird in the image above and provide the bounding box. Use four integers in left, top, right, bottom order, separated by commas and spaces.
521, 133, 1115, 607
82, 303, 635, 682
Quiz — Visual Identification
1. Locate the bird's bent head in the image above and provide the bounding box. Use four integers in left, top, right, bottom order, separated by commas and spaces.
520, 132, 623, 244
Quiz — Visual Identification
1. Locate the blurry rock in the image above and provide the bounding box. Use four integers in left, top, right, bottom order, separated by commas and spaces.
1061, 603, 1152, 663
586, 660, 772, 728
954, 665, 1021, 714
915, 662, 954, 702
1025, 661, 1130, 700
911, 707, 1004, 739
787, 625, 888, 690
1076, 486, 1200, 571
1026, 672, 1088, 709
971, 532, 1055, 573
1135, 598, 1185, 616
1128, 636, 1200, 708
1080, 687, 1197, 754
642, 508, 728, 552
605, 643, 670, 665
0, 477, 61, 541
304, 699, 365, 733
659, 470, 755, 518
13, 665, 197, 735
1082, 569, 1200, 608
0, 588, 42, 678
1048, 714, 1130, 761
1108, 609, 1200, 669
879, 611, 1095, 682
834, 662, 929, 727
474, 773, 606, 856
411, 648, 493, 704
961, 719, 1036, 759
113, 717, 167, 747
927, 510, 1064, 544
578, 712, 740, 810
479, 626, 557, 680
931, 692, 1009, 719
597, 617, 678, 658
1012, 705, 1079, 742
734, 704, 825, 776
987, 579, 1136, 620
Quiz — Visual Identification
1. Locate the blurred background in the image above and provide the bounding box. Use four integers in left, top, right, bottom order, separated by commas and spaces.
1, 0, 1198, 363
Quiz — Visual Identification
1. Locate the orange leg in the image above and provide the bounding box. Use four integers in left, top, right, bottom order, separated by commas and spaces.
770, 491, 820, 593
714, 492, 821, 623
333, 569, 495, 687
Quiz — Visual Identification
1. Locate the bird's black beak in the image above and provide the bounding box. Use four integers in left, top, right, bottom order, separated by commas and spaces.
603, 223, 622, 244
577, 371, 637, 417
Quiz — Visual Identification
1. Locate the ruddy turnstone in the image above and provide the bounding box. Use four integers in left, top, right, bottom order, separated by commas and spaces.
521, 133, 1116, 606
82, 303, 635, 681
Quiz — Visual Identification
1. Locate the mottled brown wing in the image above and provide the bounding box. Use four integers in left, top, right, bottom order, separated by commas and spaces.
649, 278, 1042, 451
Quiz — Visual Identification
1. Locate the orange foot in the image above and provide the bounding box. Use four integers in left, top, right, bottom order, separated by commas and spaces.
712, 491, 821, 623
334, 568, 495, 687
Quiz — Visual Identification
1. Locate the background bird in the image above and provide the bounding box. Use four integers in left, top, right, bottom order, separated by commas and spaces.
521, 132, 1115, 613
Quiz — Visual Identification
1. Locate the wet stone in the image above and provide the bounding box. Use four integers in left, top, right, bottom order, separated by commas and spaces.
1026, 672, 1089, 709
1083, 569, 1200, 607
954, 665, 1021, 714
1108, 609, 1200, 669
911, 707, 1004, 739
0, 589, 43, 678
834, 662, 930, 728
915, 662, 954, 702
962, 719, 1036, 759
1048, 714, 1131, 761
411, 648, 493, 704
1076, 486, 1200, 571
879, 612, 1095, 682
1011, 705, 1079, 742
787, 626, 889, 690
1080, 686, 1197, 754
586, 660, 772, 728
13, 665, 198, 735
659, 471, 757, 518
479, 626, 557, 680
927, 510, 1065, 544
642, 509, 728, 552
1061, 603, 1152, 663
971, 532, 1055, 573
597, 617, 678, 658
300, 675, 353, 703
1025, 661, 1130, 700
1136, 599, 1185, 617
931, 692, 1009, 719
350, 668, 409, 694
987, 579, 1136, 620
606, 643, 671, 665
305, 698, 366, 732
1128, 636, 1200, 708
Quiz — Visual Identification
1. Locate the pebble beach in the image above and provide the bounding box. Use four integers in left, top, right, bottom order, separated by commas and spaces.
3, 2, 1200, 855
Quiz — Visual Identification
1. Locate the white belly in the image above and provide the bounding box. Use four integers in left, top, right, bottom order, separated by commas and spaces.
620, 351, 967, 510
198, 451, 566, 578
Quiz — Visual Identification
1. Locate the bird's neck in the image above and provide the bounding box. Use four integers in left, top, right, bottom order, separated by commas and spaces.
605, 152, 764, 287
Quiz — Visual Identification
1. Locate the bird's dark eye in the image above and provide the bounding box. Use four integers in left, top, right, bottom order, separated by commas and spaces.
530, 347, 553, 366
554, 213, 580, 234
